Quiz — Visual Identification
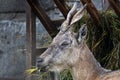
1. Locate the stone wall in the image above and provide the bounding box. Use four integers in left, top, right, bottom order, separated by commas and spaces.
0, 21, 26, 79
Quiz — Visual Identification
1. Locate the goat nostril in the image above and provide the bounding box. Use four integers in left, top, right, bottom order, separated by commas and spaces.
37, 58, 43, 63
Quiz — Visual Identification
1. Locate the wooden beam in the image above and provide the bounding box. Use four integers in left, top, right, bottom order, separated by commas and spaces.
114, 0, 120, 7
26, 0, 36, 67
26, 0, 58, 38
80, 0, 102, 27
54, 0, 69, 18
26, 1, 36, 80
108, 0, 120, 19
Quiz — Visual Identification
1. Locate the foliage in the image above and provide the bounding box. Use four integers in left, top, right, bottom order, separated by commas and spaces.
26, 67, 38, 74
60, 70, 72, 80
86, 10, 120, 70
61, 10, 120, 80
26, 68, 50, 80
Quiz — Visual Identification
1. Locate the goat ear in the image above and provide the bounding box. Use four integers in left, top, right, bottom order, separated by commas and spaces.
77, 24, 87, 43
70, 4, 87, 25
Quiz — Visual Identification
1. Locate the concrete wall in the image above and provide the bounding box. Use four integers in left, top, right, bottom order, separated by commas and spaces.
0, 20, 50, 80
0, 0, 25, 12
0, 21, 26, 80
0, 0, 54, 12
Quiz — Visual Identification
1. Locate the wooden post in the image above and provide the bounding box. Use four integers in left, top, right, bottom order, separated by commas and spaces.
108, 0, 120, 19
26, 0, 58, 38
54, 0, 69, 18
80, 0, 103, 27
26, 1, 36, 80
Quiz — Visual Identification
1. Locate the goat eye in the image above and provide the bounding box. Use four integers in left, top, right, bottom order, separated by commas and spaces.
61, 41, 69, 47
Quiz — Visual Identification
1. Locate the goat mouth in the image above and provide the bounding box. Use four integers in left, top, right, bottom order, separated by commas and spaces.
38, 65, 50, 72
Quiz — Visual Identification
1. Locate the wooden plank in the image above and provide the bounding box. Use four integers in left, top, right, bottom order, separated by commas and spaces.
108, 0, 120, 19
26, 0, 36, 67
26, 0, 58, 38
80, 0, 102, 27
26, 1, 36, 80
54, 0, 69, 18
